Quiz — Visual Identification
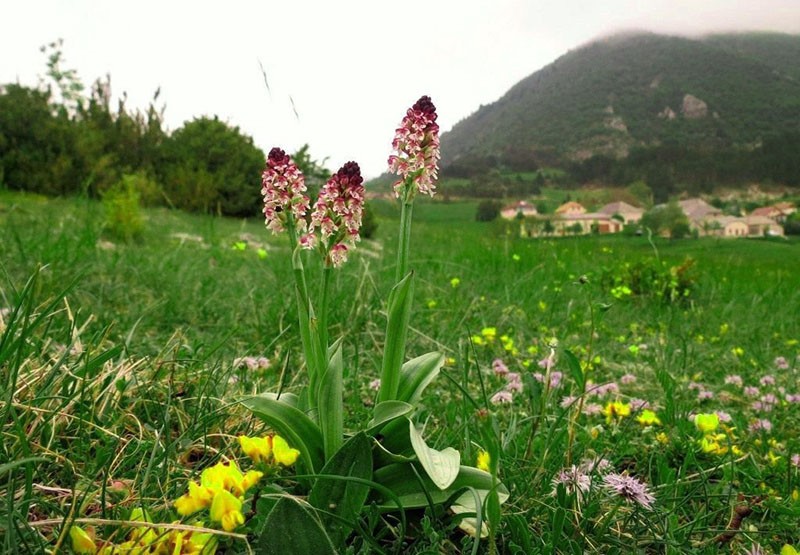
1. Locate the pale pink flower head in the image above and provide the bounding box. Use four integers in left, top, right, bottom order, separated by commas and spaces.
490, 390, 513, 404
261, 147, 310, 234
620, 373, 637, 385
388, 95, 440, 199
602, 473, 655, 509
309, 161, 365, 267
748, 418, 772, 433
774, 356, 789, 370
552, 465, 591, 501
492, 358, 509, 377
759, 375, 775, 386
724, 374, 743, 387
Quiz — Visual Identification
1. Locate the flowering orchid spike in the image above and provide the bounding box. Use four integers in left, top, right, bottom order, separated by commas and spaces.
388, 95, 441, 200
309, 160, 365, 267
261, 147, 310, 235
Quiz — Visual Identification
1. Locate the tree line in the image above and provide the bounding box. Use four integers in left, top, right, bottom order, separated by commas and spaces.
0, 41, 310, 218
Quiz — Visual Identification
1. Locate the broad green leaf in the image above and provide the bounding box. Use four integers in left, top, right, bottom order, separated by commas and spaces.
373, 463, 509, 510
308, 432, 373, 548
257, 496, 336, 555
563, 349, 584, 393
378, 271, 414, 402
317, 344, 343, 460
408, 420, 460, 490
367, 401, 414, 434
396, 351, 444, 405
241, 393, 324, 474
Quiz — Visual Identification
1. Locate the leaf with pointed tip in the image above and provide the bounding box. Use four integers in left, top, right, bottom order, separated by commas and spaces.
368, 401, 414, 434
378, 272, 414, 402
397, 352, 445, 405
408, 420, 460, 490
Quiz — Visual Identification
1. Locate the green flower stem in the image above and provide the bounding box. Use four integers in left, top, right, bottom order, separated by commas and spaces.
319, 264, 332, 356
379, 185, 416, 402
287, 218, 323, 409
396, 199, 414, 283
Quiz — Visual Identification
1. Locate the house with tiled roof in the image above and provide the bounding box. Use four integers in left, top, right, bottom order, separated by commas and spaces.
555, 201, 587, 215
598, 201, 644, 224
501, 200, 538, 220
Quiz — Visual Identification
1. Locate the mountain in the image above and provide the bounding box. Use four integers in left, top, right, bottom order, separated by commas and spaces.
440, 32, 800, 174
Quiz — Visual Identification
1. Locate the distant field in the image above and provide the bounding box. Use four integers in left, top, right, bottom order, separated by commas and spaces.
2, 191, 799, 552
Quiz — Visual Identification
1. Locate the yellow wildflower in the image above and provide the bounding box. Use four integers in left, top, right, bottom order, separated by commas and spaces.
70, 526, 96, 554
271, 435, 300, 466
239, 435, 272, 464
426, 299, 437, 309
694, 413, 719, 433
655, 432, 669, 445
636, 410, 661, 426
450, 277, 460, 288
767, 451, 782, 466
174, 481, 214, 516
602, 401, 631, 424
781, 545, 799, 555
471, 335, 485, 346
209, 489, 245, 532
481, 327, 497, 342
476, 450, 491, 472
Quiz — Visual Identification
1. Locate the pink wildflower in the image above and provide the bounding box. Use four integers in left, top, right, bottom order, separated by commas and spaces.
759, 375, 776, 386
560, 395, 577, 408
490, 390, 513, 404
724, 374, 743, 387
602, 473, 655, 509
309, 161, 365, 267
714, 410, 732, 423
773, 356, 789, 370
492, 358, 509, 377
261, 147, 310, 235
743, 386, 760, 397
552, 466, 591, 500
388, 96, 440, 199
369, 378, 381, 391
582, 403, 603, 416
748, 419, 772, 433
791, 454, 800, 468
505, 377, 523, 393
629, 398, 651, 411
697, 390, 714, 401
620, 373, 637, 385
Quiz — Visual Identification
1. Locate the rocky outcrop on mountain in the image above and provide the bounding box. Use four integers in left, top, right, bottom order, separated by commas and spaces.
681, 94, 708, 119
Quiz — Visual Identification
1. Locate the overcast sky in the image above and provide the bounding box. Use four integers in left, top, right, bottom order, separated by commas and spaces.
4, 0, 800, 178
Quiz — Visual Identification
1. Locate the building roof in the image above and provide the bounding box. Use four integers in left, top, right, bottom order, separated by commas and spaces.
598, 201, 643, 215
678, 198, 722, 220
555, 201, 586, 214
750, 206, 778, 217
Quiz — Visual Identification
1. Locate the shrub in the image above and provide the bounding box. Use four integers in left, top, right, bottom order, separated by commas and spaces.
102, 174, 145, 241
475, 199, 501, 221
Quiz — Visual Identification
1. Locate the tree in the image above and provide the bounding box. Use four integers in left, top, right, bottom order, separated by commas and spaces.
640, 200, 690, 238
161, 117, 265, 216
475, 200, 501, 222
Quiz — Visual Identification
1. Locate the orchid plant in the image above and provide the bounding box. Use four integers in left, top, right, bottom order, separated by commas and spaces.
242, 97, 508, 553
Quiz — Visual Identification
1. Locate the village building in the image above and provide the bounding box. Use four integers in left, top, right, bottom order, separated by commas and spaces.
500, 200, 538, 220
598, 201, 644, 224
555, 201, 587, 215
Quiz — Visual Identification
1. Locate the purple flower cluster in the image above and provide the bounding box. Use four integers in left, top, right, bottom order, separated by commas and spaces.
602, 473, 656, 509
261, 148, 310, 234
388, 95, 440, 199
309, 161, 365, 267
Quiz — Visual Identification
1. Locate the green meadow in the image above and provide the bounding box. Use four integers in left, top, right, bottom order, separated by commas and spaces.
1, 190, 799, 553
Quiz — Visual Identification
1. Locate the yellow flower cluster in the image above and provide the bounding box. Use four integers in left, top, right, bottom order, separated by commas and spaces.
238, 434, 300, 467
694, 413, 743, 457
70, 508, 217, 554
602, 401, 631, 425
476, 450, 491, 472
174, 460, 263, 531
